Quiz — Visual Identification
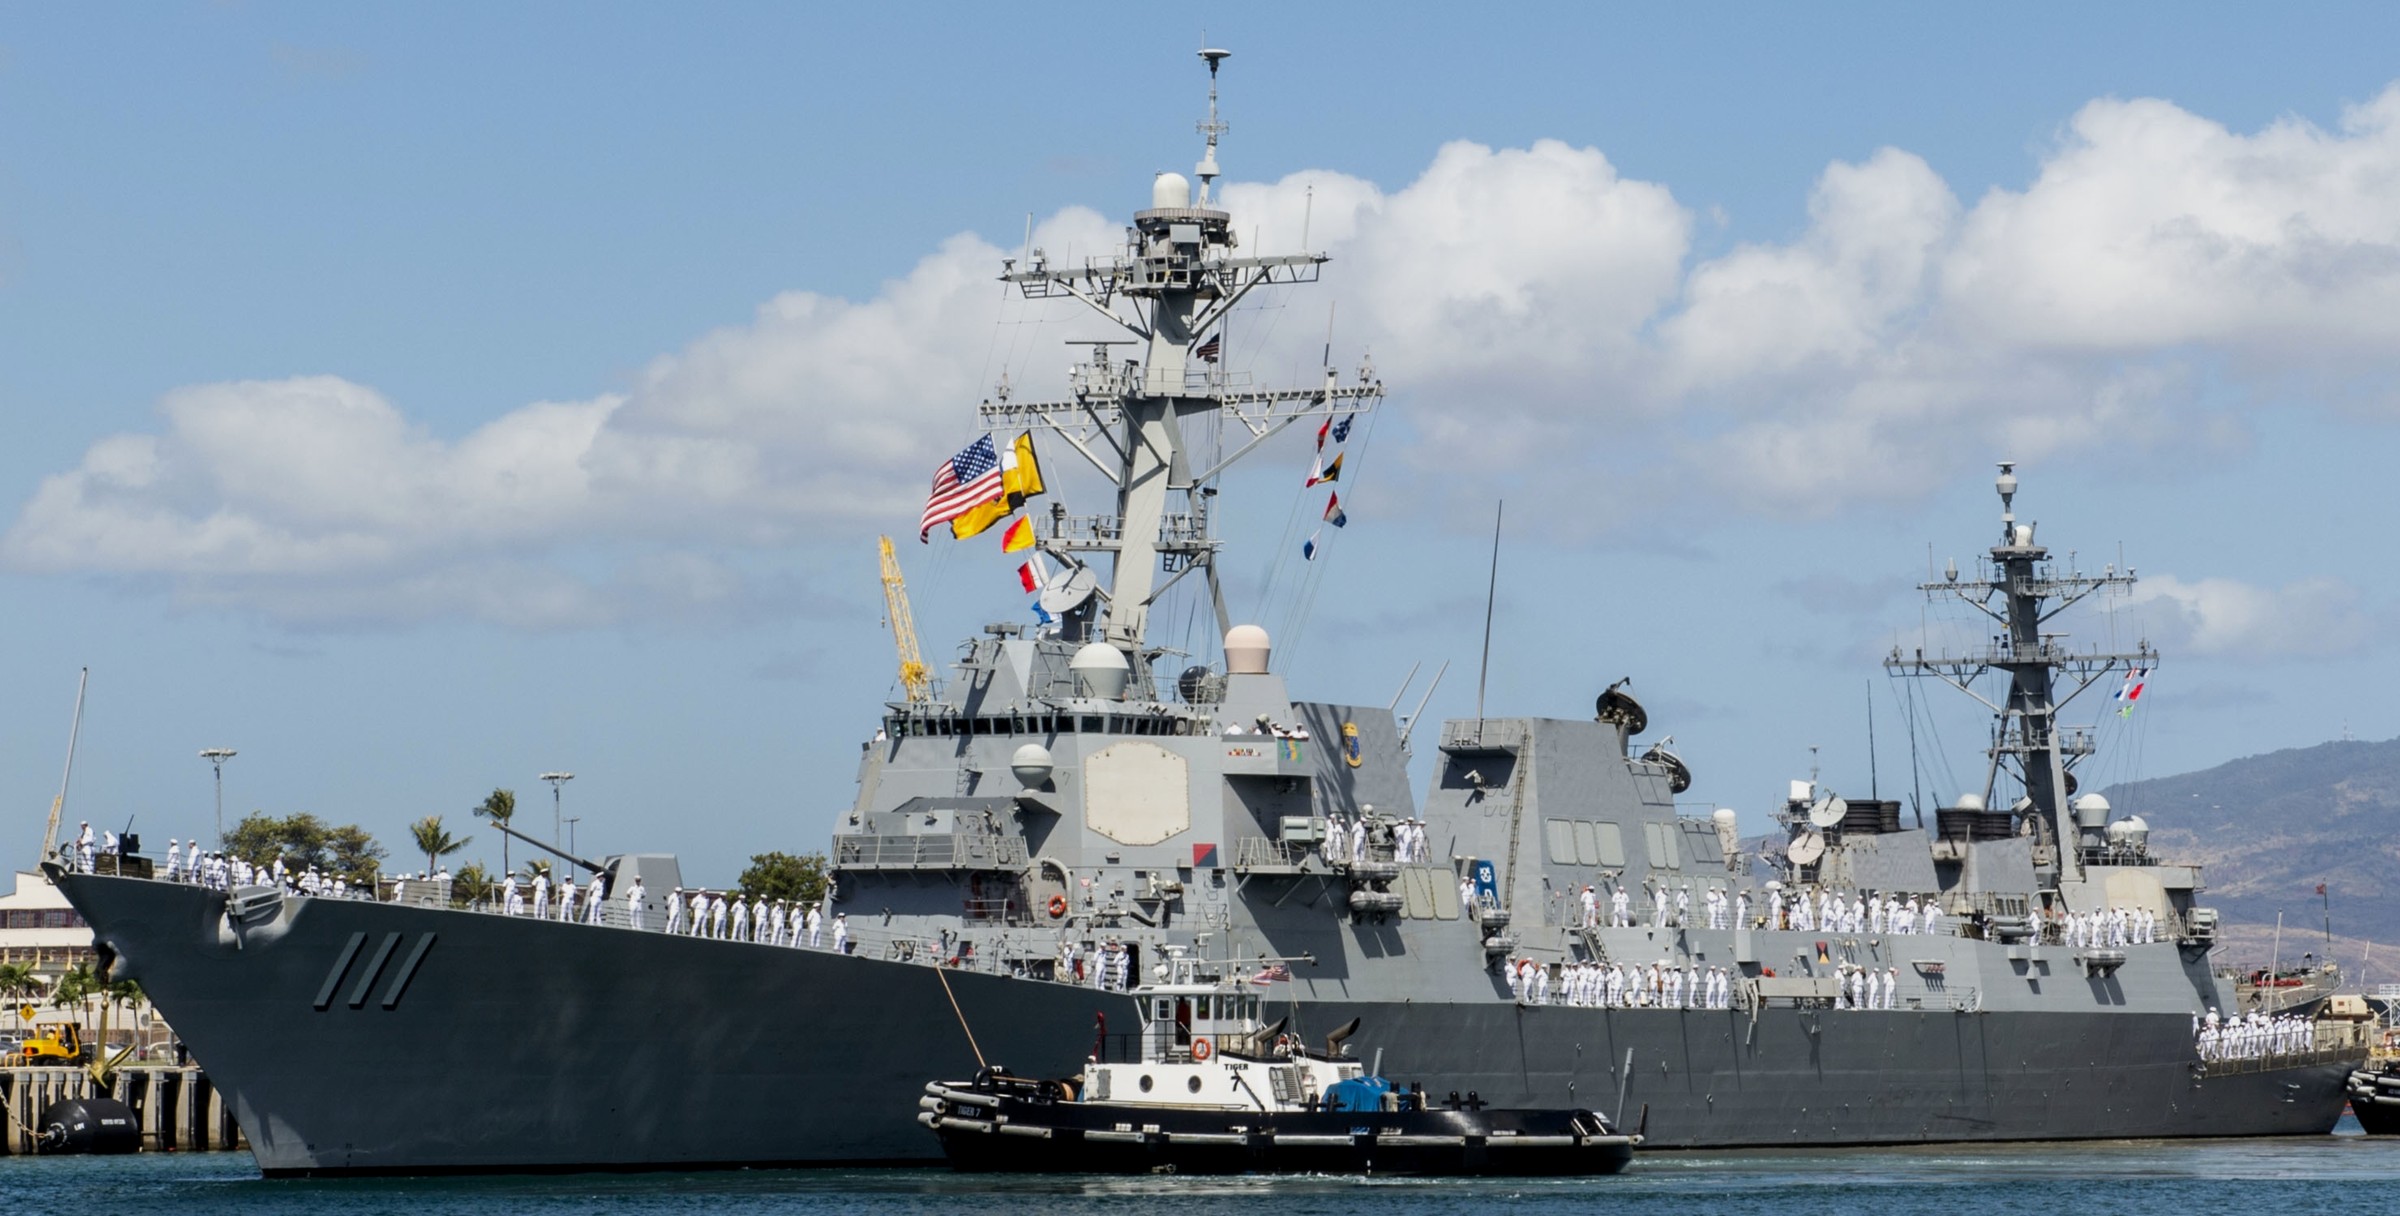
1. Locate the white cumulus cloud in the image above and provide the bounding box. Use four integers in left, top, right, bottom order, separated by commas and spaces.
16, 84, 2400, 627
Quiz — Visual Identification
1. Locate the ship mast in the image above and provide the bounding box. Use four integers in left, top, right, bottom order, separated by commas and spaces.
979, 48, 1382, 679
1884, 463, 2154, 887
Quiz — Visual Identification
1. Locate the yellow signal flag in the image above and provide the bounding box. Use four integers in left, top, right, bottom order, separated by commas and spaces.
1001, 515, 1035, 553
1002, 431, 1044, 500
949, 433, 1046, 540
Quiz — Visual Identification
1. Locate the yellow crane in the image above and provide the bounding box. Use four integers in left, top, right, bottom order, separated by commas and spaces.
877, 536, 931, 702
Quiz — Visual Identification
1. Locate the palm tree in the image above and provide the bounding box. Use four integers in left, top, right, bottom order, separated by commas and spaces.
0, 960, 42, 1003
473, 788, 517, 875
50, 960, 98, 1038
409, 815, 469, 875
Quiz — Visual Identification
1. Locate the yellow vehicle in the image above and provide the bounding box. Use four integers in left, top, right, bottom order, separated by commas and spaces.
18, 1022, 85, 1065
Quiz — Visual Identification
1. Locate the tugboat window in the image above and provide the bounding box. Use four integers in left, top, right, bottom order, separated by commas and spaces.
1139, 1074, 1154, 1092
1187, 1076, 1203, 1093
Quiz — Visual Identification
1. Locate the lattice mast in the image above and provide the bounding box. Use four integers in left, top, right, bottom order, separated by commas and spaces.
978, 48, 1383, 673
1884, 463, 2155, 887
878, 535, 931, 703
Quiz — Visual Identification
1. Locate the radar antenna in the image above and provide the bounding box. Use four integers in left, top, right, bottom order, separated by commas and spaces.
984, 48, 1384, 661
1884, 463, 2154, 886
1196, 48, 1230, 203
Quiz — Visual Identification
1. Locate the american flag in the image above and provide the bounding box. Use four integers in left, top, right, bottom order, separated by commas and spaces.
1194, 333, 1221, 362
918, 435, 1003, 541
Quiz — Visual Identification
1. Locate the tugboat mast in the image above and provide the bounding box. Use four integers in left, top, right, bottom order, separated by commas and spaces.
1884, 462, 2155, 887
979, 48, 1382, 677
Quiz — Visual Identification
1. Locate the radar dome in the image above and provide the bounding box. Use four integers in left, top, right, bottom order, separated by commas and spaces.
1069, 643, 1131, 700
1224, 624, 1271, 675
1153, 172, 1192, 210
1011, 743, 1055, 790
1954, 793, 1987, 812
1710, 808, 1741, 858
2071, 793, 2111, 829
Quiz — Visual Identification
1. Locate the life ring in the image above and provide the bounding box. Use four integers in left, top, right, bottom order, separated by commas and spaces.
1190, 1036, 1213, 1061
1047, 894, 1069, 919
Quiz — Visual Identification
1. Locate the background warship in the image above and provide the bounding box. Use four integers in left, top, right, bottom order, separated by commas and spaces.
47, 51, 2364, 1175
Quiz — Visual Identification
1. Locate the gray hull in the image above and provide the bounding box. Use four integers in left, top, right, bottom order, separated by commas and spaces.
60, 871, 2348, 1175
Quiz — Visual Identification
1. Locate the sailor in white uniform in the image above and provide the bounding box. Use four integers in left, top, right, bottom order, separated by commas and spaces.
729, 897, 751, 942
1610, 885, 1631, 927
709, 893, 729, 939
768, 900, 787, 946
532, 873, 551, 920
831, 913, 849, 955
558, 874, 579, 922
586, 875, 607, 924
807, 905, 823, 948
688, 889, 708, 936
164, 840, 182, 881
665, 887, 684, 935
627, 877, 646, 930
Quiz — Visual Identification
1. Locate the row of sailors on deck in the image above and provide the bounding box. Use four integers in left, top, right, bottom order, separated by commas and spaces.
159, 840, 369, 899
2058, 905, 2161, 947
1569, 879, 1944, 938
1838, 964, 1906, 1011
1059, 939, 1135, 991
1771, 889, 1942, 936
653, 885, 845, 952
1320, 809, 1432, 864
1508, 957, 1740, 1009
2195, 1009, 2314, 1061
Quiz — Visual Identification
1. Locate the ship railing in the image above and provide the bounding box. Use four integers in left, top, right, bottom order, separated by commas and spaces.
1440, 719, 1525, 752
1234, 837, 1312, 870
831, 833, 1029, 870
2196, 1038, 2367, 1075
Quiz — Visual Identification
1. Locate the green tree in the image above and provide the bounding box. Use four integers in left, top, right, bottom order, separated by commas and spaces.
473, 788, 517, 875
409, 815, 469, 875
50, 960, 98, 1034
221, 811, 387, 885
734, 851, 830, 906
0, 961, 43, 1003
324, 824, 387, 887
451, 861, 495, 908
522, 858, 552, 882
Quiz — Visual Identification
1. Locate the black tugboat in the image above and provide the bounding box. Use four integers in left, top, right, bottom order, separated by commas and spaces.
919, 964, 1638, 1176
2343, 1003, 2400, 1134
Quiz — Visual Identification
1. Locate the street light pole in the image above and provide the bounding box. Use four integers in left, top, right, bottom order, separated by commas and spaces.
541, 772, 574, 844
563, 817, 581, 856
198, 749, 237, 846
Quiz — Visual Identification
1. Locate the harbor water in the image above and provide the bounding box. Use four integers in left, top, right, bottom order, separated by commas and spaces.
4, 1122, 2388, 1216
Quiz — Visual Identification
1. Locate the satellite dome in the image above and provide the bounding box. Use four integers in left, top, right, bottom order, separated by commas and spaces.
2071, 793, 2111, 829
1069, 643, 1131, 700
1011, 743, 1055, 790
1153, 171, 1192, 210
1224, 624, 1271, 675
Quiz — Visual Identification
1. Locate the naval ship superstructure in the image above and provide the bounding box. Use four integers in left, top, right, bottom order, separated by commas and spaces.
47, 52, 2364, 1176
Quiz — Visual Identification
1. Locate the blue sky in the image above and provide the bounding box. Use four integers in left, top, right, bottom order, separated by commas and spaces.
5, 4, 2400, 886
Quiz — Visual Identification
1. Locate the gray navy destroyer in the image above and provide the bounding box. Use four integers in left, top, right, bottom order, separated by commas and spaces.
46, 50, 2366, 1175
